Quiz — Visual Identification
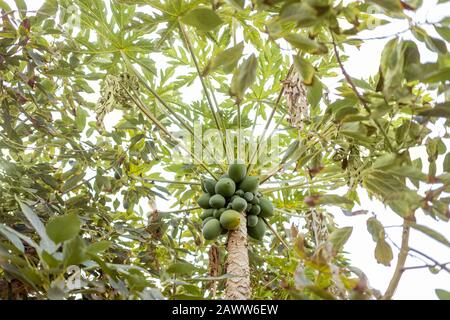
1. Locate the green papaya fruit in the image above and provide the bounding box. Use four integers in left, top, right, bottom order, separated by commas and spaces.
245, 203, 253, 213
239, 176, 259, 193
259, 198, 274, 218
202, 216, 214, 227
228, 163, 247, 183
202, 178, 216, 195
214, 208, 226, 219
247, 215, 258, 227
202, 218, 222, 240
197, 193, 211, 209
220, 210, 241, 230
209, 194, 226, 209
215, 178, 236, 198
249, 204, 261, 215
235, 189, 245, 197
231, 197, 247, 212
230, 195, 239, 202
247, 217, 266, 240
250, 196, 259, 205
200, 208, 214, 220
244, 192, 254, 202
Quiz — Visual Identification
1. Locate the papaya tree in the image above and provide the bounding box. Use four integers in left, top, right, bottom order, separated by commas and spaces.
0, 0, 449, 300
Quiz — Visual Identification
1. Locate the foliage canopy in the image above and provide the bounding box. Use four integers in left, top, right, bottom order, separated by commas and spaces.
0, 0, 449, 300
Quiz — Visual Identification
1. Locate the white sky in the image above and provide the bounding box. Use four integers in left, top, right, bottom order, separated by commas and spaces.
6, 0, 449, 300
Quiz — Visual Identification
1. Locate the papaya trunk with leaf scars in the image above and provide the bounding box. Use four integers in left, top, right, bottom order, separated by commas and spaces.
224, 212, 251, 300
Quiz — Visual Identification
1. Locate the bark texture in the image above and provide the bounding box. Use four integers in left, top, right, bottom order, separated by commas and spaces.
224, 213, 251, 300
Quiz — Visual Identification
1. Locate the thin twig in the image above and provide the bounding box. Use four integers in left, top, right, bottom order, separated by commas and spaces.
121, 52, 225, 172
402, 262, 450, 273
262, 217, 290, 258
178, 21, 229, 163
247, 65, 294, 173
330, 31, 394, 153
383, 221, 411, 300
408, 247, 450, 273
157, 206, 201, 214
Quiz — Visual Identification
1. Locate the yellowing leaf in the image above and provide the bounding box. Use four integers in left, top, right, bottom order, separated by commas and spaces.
293, 55, 315, 85
328, 227, 353, 252
375, 239, 393, 266
367, 217, 385, 242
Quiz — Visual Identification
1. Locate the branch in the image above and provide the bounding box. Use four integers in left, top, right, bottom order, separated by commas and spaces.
383, 222, 410, 300
132, 176, 201, 186
262, 217, 290, 258
178, 21, 230, 163
120, 81, 219, 180
402, 262, 450, 273
247, 65, 294, 173
408, 247, 450, 274
259, 123, 336, 184
156, 206, 201, 214
121, 52, 226, 172
330, 31, 394, 153
260, 173, 346, 194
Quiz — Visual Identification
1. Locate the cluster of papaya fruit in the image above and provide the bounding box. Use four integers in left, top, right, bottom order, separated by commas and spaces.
197, 163, 274, 241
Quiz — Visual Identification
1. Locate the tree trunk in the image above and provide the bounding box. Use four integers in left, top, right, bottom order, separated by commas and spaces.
224, 212, 251, 299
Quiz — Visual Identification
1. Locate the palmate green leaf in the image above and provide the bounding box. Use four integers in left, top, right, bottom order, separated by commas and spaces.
412, 26, 448, 54
293, 55, 315, 85
444, 153, 450, 172
166, 261, 198, 275
181, 7, 223, 32
366, 217, 385, 242
419, 103, 450, 118
86, 240, 112, 255
305, 194, 353, 207
436, 289, 450, 300
17, 198, 56, 253
388, 165, 427, 181
207, 42, 244, 74
307, 77, 323, 108
328, 227, 353, 252
435, 26, 450, 42
280, 2, 318, 27
35, 0, 58, 23
380, 38, 405, 96
412, 224, 450, 247
14, 0, 27, 18
61, 172, 85, 193
372, 153, 397, 169
0, 0, 11, 11
46, 214, 81, 244
285, 33, 328, 54
230, 54, 257, 99
374, 239, 393, 266
368, 0, 404, 11
0, 224, 25, 253
281, 140, 300, 164
63, 236, 87, 267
